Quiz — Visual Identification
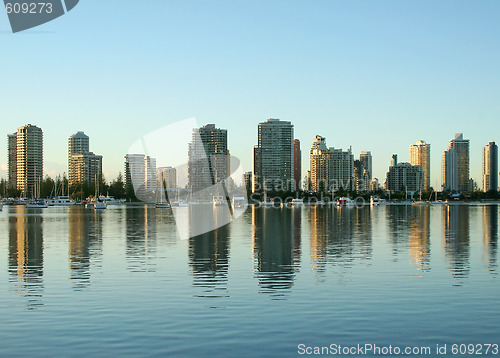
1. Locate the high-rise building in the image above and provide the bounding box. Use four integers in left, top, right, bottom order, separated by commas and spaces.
243, 171, 252, 193
124, 154, 157, 197
253, 118, 294, 192
354, 156, 371, 192
7, 133, 17, 188
370, 178, 380, 192
145, 156, 157, 192
157, 166, 177, 189
442, 147, 458, 192
359, 151, 372, 181
294, 139, 301, 192
448, 133, 470, 192
188, 124, 229, 194
68, 131, 89, 155
391, 154, 398, 167
310, 135, 328, 192
125, 154, 145, 190
410, 140, 431, 191
309, 135, 354, 192
69, 153, 103, 185
482, 141, 498, 192
68, 131, 102, 186
385, 161, 424, 193
15, 124, 43, 197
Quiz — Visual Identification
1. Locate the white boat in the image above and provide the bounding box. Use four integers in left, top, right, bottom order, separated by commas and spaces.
171, 200, 189, 207
291, 198, 304, 206
370, 196, 386, 206
232, 196, 246, 209
49, 196, 75, 206
98, 195, 121, 205
94, 200, 107, 210
26, 199, 48, 209
337, 197, 355, 207
260, 200, 274, 207
85, 202, 95, 209
213, 196, 225, 207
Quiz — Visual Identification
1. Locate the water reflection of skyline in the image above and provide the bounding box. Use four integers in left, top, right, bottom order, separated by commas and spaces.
386, 206, 431, 272
482, 205, 498, 274
443, 205, 470, 284
8, 207, 44, 309
126, 207, 158, 273
68, 207, 103, 289
252, 207, 300, 296
2, 204, 499, 307
189, 224, 230, 298
409, 206, 431, 272
310, 206, 372, 274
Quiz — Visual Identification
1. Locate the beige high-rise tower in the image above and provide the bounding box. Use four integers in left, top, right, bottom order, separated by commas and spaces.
410, 140, 431, 191
68, 131, 102, 186
16, 124, 43, 197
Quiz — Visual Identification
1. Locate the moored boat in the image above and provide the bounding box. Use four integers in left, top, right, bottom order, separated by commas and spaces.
337, 197, 355, 207
49, 196, 75, 206
26, 199, 49, 209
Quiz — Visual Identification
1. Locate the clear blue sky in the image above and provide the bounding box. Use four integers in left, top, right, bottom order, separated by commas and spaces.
1, 0, 499, 188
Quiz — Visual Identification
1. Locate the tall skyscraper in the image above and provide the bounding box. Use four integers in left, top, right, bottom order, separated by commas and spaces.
68, 131, 89, 155
359, 151, 372, 181
157, 166, 177, 189
391, 154, 398, 167
294, 139, 301, 192
310, 135, 328, 192
483, 141, 498, 192
125, 154, 146, 190
410, 140, 431, 191
243, 171, 252, 193
15, 124, 43, 197
7, 133, 17, 188
188, 124, 228, 194
448, 133, 470, 192
68, 131, 102, 186
442, 147, 458, 192
309, 135, 354, 192
124, 154, 157, 197
253, 118, 294, 192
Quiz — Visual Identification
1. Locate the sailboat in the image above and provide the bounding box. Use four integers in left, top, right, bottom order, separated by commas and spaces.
26, 178, 48, 208
171, 188, 188, 207
87, 175, 106, 210
155, 172, 171, 208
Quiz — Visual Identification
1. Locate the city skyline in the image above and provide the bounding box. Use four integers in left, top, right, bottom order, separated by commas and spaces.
3, 122, 500, 193
1, 1, 499, 189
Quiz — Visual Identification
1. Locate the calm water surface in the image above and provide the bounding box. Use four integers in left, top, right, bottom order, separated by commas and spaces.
0, 204, 498, 357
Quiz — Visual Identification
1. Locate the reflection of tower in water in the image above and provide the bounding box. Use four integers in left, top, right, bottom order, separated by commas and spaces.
8, 207, 44, 309
68, 207, 103, 289
188, 224, 230, 297
126, 206, 157, 272
310, 207, 372, 274
409, 206, 431, 272
386, 205, 411, 257
482, 205, 498, 273
252, 207, 301, 295
443, 205, 470, 282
